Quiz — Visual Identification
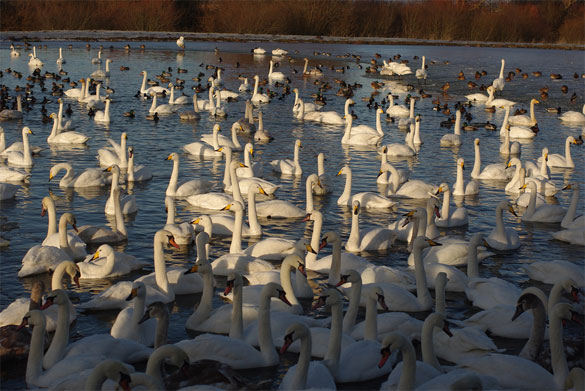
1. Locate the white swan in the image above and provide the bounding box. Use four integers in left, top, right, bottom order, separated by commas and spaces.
559, 104, 585, 124
6, 127, 34, 168
40, 196, 87, 260
279, 323, 336, 390
538, 135, 581, 168
351, 108, 385, 137
435, 183, 468, 227
110, 282, 157, 346
77, 187, 128, 245
386, 93, 410, 118
183, 124, 223, 158
560, 183, 585, 229
186, 160, 243, 211
97, 132, 128, 169
491, 58, 506, 92
64, 78, 85, 99
440, 109, 462, 147
381, 162, 435, 199
210, 89, 228, 117
49, 162, 108, 188
93, 97, 111, 124
78, 244, 148, 279
292, 88, 320, 113
47, 114, 89, 144
178, 94, 201, 120
415, 55, 428, 80
509, 98, 539, 126
251, 75, 270, 104
500, 120, 522, 156
268, 60, 287, 81
165, 152, 211, 197
78, 230, 179, 310
378, 128, 416, 158
162, 197, 194, 246
0, 165, 29, 182
302, 57, 323, 77
486, 200, 520, 251
522, 260, 584, 286
201, 122, 242, 151
239, 77, 250, 92
168, 83, 189, 105
126, 146, 152, 182
236, 143, 263, 178
28, 50, 43, 68
337, 165, 395, 208
453, 158, 479, 196
84, 83, 106, 109
90, 58, 112, 79
139, 71, 169, 96
397, 97, 415, 130
0, 94, 24, 121
10, 44, 20, 58
465, 83, 493, 103
296, 98, 345, 125
551, 227, 585, 246
148, 92, 174, 115
501, 105, 537, 139
486, 86, 516, 108
270, 139, 303, 176
520, 182, 565, 223
471, 138, 510, 180
104, 165, 137, 215
341, 112, 382, 146
253, 173, 316, 223
346, 200, 396, 252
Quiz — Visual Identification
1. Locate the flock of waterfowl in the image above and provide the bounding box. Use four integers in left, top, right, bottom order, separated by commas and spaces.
0, 37, 584, 390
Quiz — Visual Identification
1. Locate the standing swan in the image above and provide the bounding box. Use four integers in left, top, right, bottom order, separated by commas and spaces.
492, 58, 506, 92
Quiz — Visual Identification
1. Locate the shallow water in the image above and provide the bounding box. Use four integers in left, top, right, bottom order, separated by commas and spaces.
0, 38, 584, 389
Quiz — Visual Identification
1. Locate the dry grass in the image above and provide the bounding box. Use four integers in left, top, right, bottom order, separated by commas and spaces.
1, 0, 583, 45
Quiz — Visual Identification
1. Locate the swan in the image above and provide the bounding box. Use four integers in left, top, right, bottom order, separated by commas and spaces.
501, 105, 537, 139
486, 200, 520, 251
6, 127, 34, 168
522, 260, 584, 286
538, 135, 581, 168
551, 227, 585, 246
177, 282, 290, 369
165, 152, 212, 197
78, 244, 148, 278
178, 94, 201, 120
453, 158, 479, 196
210, 201, 274, 276
471, 138, 510, 180
49, 162, 108, 188
465, 83, 493, 103
97, 132, 128, 169
440, 109, 462, 147
186, 160, 244, 211
279, 323, 336, 390
385, 93, 410, 118
183, 124, 223, 158
168, 83, 189, 105
64, 78, 85, 99
435, 183, 468, 227
351, 108, 385, 136
270, 139, 303, 176
272, 48, 288, 56
10, 44, 20, 58
296, 98, 345, 125
90, 58, 112, 79
176, 35, 185, 49
507, 157, 557, 197
236, 143, 263, 178
210, 89, 228, 117
91, 49, 102, 64
341, 112, 382, 146
77, 187, 128, 245
139, 71, 169, 96
252, 110, 273, 141
195, 86, 214, 111
0, 165, 29, 182
559, 104, 585, 124
378, 129, 416, 158
397, 97, 415, 130
292, 88, 320, 113
346, 200, 397, 252
84, 83, 106, 109
201, 122, 243, 151
163, 197, 194, 246
0, 126, 42, 157
110, 282, 157, 346
40, 289, 78, 369
380, 162, 435, 199
104, 165, 137, 215
47, 114, 88, 144
415, 55, 428, 81
459, 303, 578, 390
28, 52, 43, 68
78, 230, 180, 310
254, 173, 316, 222
268, 60, 287, 81
239, 77, 250, 92
0, 94, 23, 120
486, 86, 516, 108
126, 147, 153, 182
40, 196, 87, 260
520, 182, 566, 223
93, 97, 111, 124
509, 98, 540, 126
337, 165, 396, 208
148, 92, 174, 115
0, 182, 18, 199
2, 262, 78, 331
19, 214, 79, 276
491, 58, 506, 92
302, 57, 323, 77
559, 183, 585, 229
500, 121, 522, 156
251, 75, 270, 104
53, 359, 133, 391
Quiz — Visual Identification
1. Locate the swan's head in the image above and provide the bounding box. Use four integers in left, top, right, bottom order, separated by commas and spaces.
22, 126, 34, 136
336, 269, 361, 287
368, 285, 388, 311
469, 233, 488, 249
41, 289, 69, 310
127, 281, 147, 301
435, 183, 450, 195
154, 345, 189, 371
283, 254, 307, 277
319, 231, 340, 251
280, 323, 310, 354
435, 272, 448, 290
312, 288, 342, 310
336, 165, 350, 177
302, 209, 322, 224
379, 333, 408, 368
156, 229, 180, 250
519, 181, 537, 193
512, 288, 547, 321
563, 183, 580, 191
61, 212, 78, 232
140, 301, 168, 324
569, 135, 583, 145
104, 164, 121, 175
295, 139, 302, 149
352, 200, 361, 215
19, 309, 45, 331
474, 138, 480, 147
424, 313, 452, 337
293, 238, 317, 255
507, 157, 521, 168
221, 200, 244, 213
412, 236, 441, 252
229, 160, 246, 171
457, 157, 465, 169
263, 282, 291, 307
225, 272, 243, 295
377, 108, 384, 115
166, 152, 179, 161
92, 244, 114, 261
551, 303, 581, 326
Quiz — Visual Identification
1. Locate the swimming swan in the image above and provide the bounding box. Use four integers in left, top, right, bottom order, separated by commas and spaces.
337, 165, 395, 209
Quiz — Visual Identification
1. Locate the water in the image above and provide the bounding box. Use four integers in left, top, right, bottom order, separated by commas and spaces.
0, 38, 584, 389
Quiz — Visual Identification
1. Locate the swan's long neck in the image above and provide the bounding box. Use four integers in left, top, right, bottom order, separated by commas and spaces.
113, 187, 127, 237
375, 110, 383, 136
422, 320, 442, 371
344, 99, 351, 118
140, 72, 147, 93
414, 118, 422, 144
412, 244, 431, 308
306, 212, 322, 265
499, 59, 505, 78
154, 311, 169, 349
167, 158, 180, 195
421, 56, 426, 70
441, 189, 451, 223
268, 61, 274, 76
466, 242, 480, 279
562, 186, 579, 228
170, 85, 175, 103
0, 130, 5, 152
472, 143, 481, 178
26, 314, 45, 386
222, 149, 232, 189
347, 208, 361, 251
196, 270, 214, 324
327, 238, 342, 286
229, 163, 244, 206
397, 339, 417, 391
57, 100, 65, 130
58, 216, 72, 255
364, 291, 378, 341
258, 291, 277, 364
231, 124, 241, 149
49, 115, 59, 141
324, 299, 342, 374
538, 150, 549, 178
529, 100, 536, 124
454, 163, 464, 195
166, 198, 176, 227
303, 59, 308, 74
494, 203, 506, 240
280, 259, 300, 307
291, 332, 311, 390
45, 197, 58, 239
22, 130, 32, 166
247, 187, 262, 237
339, 169, 352, 205
229, 282, 243, 339
211, 125, 220, 149
386, 164, 400, 194
103, 99, 110, 122
426, 201, 438, 237
128, 152, 135, 182
305, 176, 315, 213
109, 167, 120, 202
519, 296, 546, 361
454, 111, 462, 136
293, 142, 301, 173
229, 207, 243, 254
119, 135, 127, 168
153, 235, 171, 298
51, 263, 68, 290
293, 89, 299, 107
192, 94, 199, 112
253, 77, 259, 97
409, 98, 415, 119
341, 115, 353, 144
342, 278, 362, 334
526, 184, 538, 218
500, 106, 510, 136
502, 125, 511, 152
297, 99, 305, 119
549, 307, 569, 388
564, 137, 574, 168
149, 94, 157, 113
42, 298, 70, 369
317, 154, 325, 177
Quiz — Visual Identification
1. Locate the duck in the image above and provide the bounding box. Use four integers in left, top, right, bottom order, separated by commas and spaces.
337, 165, 395, 209
345, 200, 397, 252
104, 165, 137, 215
471, 138, 510, 180
165, 152, 212, 197
453, 158, 479, 196
78, 244, 148, 279
485, 200, 520, 251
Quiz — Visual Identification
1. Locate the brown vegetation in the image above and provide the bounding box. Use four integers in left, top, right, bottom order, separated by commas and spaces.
1, 0, 583, 45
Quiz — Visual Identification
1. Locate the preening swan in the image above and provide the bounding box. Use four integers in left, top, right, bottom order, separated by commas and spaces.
78, 244, 148, 278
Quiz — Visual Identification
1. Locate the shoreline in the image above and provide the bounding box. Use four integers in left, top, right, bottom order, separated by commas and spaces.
1, 30, 584, 51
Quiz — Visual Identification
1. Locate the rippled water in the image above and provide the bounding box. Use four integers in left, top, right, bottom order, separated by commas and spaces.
0, 38, 584, 389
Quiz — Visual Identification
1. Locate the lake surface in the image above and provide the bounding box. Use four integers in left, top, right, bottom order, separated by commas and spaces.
0, 38, 584, 389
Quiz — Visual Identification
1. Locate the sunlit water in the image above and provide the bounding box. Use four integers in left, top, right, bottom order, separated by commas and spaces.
0, 38, 584, 389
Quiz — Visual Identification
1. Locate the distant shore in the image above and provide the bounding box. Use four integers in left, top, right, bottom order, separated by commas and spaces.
2, 31, 584, 51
